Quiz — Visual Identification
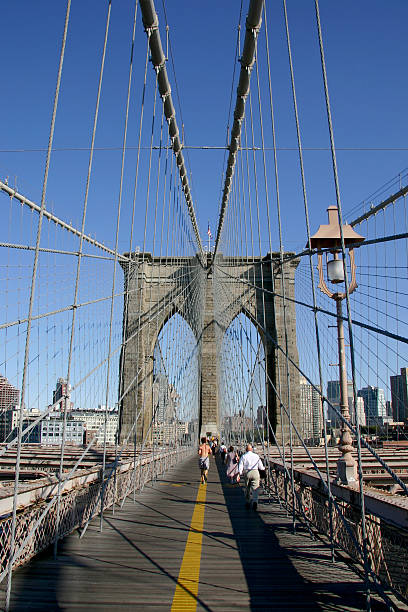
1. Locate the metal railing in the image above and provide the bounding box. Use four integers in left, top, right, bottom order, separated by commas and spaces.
0, 446, 193, 576
267, 459, 408, 606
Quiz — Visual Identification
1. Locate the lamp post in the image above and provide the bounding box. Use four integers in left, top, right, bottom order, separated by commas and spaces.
310, 206, 365, 485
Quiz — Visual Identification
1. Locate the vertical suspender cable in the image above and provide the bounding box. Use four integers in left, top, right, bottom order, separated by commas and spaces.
54, 0, 112, 555
99, 0, 140, 531
5, 2, 72, 609
139, 0, 203, 259
281, 0, 334, 557
145, 93, 165, 480
134, 74, 159, 499
214, 0, 264, 256
254, 37, 297, 529
128, 34, 151, 500
314, 2, 371, 606
116, 0, 140, 512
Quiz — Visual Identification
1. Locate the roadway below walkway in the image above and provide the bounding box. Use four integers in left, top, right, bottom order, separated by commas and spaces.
5, 455, 393, 610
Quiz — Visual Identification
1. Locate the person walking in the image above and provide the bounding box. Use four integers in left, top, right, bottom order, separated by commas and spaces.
225, 445, 239, 483
237, 443, 265, 510
198, 437, 212, 484
220, 442, 227, 463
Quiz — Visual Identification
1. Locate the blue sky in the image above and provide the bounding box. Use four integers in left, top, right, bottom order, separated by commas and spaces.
1, 1, 408, 252
1, 1, 408, 412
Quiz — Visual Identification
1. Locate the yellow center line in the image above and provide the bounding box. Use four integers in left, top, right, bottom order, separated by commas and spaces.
171, 483, 207, 611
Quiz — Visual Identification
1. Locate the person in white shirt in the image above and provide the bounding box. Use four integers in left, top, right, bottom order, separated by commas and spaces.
237, 443, 265, 510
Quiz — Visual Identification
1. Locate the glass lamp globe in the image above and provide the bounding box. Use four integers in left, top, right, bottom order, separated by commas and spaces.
327, 258, 344, 284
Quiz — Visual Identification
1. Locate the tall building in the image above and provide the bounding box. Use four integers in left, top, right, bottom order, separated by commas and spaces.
256, 405, 266, 428
0, 375, 20, 411
300, 376, 322, 439
52, 377, 72, 412
0, 375, 21, 442
390, 367, 408, 422
358, 386, 386, 424
326, 380, 353, 427
351, 396, 366, 428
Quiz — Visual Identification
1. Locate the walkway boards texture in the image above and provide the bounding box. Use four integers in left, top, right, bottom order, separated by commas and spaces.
6, 455, 392, 611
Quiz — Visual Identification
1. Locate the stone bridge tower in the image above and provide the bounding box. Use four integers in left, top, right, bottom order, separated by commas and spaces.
213, 254, 300, 444
119, 252, 300, 445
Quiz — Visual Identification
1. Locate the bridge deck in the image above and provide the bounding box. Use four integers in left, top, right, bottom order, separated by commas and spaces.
6, 456, 391, 611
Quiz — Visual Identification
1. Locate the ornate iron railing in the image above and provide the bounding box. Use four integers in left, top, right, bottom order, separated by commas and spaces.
0, 447, 192, 575
268, 462, 408, 605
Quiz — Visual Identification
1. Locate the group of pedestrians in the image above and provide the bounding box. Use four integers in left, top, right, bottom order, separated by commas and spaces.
198, 437, 265, 511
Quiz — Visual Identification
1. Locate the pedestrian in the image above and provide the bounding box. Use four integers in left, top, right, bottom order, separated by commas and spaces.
225, 445, 239, 483
198, 436, 212, 484
237, 443, 265, 510
220, 441, 227, 462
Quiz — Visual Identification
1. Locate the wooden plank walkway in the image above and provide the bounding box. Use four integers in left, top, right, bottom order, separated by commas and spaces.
3, 455, 394, 610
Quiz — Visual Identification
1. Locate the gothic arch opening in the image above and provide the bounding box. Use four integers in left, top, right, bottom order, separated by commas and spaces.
151, 305, 197, 356
219, 312, 267, 445
152, 313, 199, 446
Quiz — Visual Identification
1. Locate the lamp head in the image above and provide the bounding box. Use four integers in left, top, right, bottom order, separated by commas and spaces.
308, 206, 365, 250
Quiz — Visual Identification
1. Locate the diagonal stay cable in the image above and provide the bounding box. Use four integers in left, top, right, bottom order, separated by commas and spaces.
0, 182, 129, 261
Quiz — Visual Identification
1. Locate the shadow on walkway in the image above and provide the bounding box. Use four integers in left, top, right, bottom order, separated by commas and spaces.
2, 456, 391, 611
6, 537, 86, 611
215, 457, 388, 611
